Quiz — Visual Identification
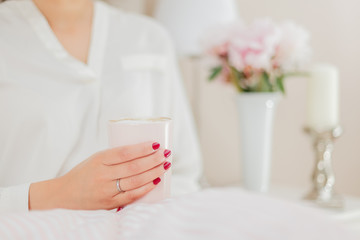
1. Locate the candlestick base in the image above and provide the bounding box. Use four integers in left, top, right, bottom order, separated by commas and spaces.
304, 189, 343, 208
303, 126, 344, 209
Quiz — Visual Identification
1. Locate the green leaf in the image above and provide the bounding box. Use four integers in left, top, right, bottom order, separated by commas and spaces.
230, 67, 246, 92
276, 75, 285, 94
232, 68, 246, 80
260, 72, 273, 92
208, 66, 223, 81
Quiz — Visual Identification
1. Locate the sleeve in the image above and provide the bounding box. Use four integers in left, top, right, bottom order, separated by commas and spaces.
0, 49, 30, 213
0, 183, 30, 213
164, 34, 204, 196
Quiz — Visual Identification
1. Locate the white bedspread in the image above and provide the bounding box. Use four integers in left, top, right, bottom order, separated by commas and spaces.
0, 188, 357, 240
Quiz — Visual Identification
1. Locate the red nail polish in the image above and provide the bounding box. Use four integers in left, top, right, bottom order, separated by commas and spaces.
153, 177, 161, 185
163, 161, 171, 170
116, 207, 123, 212
164, 150, 171, 158
152, 142, 160, 150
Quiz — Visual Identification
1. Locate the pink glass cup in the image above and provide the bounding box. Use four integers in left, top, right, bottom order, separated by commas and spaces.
108, 117, 173, 204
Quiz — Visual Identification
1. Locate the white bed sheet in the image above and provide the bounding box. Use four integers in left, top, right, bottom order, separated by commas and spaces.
0, 188, 357, 240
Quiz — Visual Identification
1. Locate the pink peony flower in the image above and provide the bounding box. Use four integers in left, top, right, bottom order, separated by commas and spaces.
202, 18, 311, 93
228, 19, 281, 71
274, 21, 311, 71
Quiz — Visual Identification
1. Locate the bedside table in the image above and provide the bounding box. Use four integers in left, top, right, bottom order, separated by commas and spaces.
268, 185, 360, 235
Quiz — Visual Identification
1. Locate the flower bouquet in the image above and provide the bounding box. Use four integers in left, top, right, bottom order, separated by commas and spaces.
205, 19, 311, 93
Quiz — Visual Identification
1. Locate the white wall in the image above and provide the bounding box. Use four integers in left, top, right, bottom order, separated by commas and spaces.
105, 0, 360, 197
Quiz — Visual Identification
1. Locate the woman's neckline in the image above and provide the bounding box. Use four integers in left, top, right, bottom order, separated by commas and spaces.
32, 0, 95, 65
16, 0, 110, 80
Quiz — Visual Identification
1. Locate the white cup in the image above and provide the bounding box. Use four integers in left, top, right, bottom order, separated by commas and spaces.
108, 117, 173, 203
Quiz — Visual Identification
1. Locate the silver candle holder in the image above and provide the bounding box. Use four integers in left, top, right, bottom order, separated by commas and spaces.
304, 126, 344, 208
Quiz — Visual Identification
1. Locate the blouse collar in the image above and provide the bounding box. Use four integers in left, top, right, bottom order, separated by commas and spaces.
16, 0, 109, 82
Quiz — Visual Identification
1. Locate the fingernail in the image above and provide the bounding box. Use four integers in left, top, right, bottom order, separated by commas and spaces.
164, 150, 171, 158
152, 142, 160, 150
163, 161, 171, 170
116, 207, 123, 212
153, 177, 161, 185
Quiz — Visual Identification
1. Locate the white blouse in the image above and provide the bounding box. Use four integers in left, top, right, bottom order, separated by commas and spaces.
0, 0, 202, 213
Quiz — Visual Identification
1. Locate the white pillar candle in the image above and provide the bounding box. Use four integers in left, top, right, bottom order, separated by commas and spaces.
306, 64, 339, 131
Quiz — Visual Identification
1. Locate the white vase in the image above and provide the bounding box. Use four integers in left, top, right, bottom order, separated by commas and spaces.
237, 92, 282, 192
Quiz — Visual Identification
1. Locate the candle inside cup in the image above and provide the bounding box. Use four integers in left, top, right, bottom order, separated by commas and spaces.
306, 64, 339, 131
108, 118, 173, 204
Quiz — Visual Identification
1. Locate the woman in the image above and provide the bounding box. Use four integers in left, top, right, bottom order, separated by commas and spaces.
0, 0, 202, 212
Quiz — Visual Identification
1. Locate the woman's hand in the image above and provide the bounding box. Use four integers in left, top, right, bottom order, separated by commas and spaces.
29, 141, 172, 210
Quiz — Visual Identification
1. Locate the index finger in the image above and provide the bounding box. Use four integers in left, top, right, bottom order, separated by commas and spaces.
102, 141, 160, 165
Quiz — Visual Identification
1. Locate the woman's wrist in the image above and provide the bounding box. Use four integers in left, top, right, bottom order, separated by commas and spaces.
29, 176, 66, 210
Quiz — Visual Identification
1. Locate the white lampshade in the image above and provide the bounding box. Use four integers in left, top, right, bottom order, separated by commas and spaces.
154, 0, 238, 56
